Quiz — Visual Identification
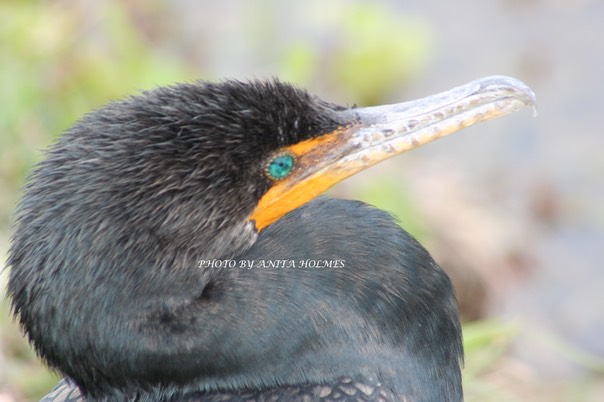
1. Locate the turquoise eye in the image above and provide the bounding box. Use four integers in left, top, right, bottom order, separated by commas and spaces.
266, 153, 295, 180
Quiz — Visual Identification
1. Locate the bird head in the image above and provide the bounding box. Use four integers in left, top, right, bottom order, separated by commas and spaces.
7, 76, 535, 399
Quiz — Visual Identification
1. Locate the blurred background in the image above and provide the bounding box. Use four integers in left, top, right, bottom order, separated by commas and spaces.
1, 0, 603, 400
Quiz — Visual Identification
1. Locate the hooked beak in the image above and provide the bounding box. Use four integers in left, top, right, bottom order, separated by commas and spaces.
251, 75, 536, 231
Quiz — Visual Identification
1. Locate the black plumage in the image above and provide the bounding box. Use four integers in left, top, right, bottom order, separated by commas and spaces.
7, 77, 535, 401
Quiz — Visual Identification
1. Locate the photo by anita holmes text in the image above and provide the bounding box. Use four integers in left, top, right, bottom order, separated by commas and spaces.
197, 259, 346, 269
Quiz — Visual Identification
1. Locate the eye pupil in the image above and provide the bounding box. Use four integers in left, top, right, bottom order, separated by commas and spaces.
267, 154, 295, 180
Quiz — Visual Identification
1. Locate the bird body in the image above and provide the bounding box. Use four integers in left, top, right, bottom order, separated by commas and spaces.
7, 78, 535, 401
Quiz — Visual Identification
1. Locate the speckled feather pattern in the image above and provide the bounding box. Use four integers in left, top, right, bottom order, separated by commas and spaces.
43, 376, 398, 402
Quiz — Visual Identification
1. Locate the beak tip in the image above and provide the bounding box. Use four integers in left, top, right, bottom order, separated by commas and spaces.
478, 75, 537, 113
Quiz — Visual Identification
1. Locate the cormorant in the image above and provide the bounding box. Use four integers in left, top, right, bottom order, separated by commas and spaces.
6, 76, 535, 402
